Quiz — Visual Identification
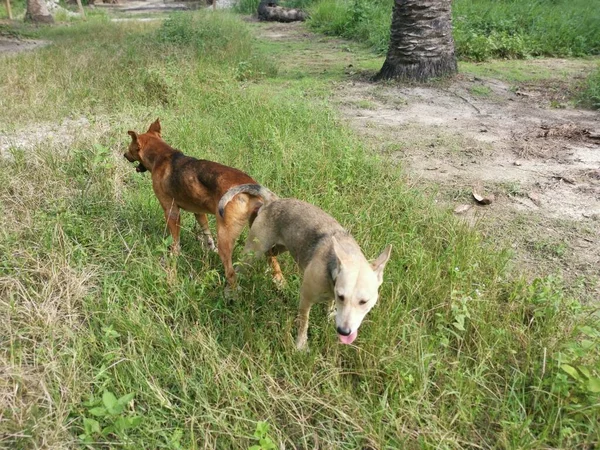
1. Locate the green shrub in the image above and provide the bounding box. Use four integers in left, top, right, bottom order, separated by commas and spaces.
453, 0, 600, 61
308, 0, 390, 53
235, 0, 261, 14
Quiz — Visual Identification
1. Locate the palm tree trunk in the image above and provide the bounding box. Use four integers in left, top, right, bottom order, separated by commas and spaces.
375, 0, 456, 81
25, 0, 54, 23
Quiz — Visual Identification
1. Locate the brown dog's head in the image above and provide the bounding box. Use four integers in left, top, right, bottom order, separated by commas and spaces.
124, 118, 162, 173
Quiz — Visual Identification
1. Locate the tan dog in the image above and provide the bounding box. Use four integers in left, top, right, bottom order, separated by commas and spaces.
124, 119, 280, 289
219, 193, 391, 349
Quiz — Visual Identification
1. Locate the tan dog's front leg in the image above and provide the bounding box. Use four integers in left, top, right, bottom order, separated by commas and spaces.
296, 289, 313, 350
195, 213, 217, 252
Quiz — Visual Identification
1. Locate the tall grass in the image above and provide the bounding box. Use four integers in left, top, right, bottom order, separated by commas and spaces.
581, 66, 600, 109
305, 0, 600, 61
0, 12, 599, 448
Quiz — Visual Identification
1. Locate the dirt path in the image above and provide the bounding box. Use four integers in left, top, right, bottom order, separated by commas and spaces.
0, 36, 49, 54
255, 22, 600, 299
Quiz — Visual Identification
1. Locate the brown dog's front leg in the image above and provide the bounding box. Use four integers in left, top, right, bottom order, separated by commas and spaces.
163, 202, 181, 255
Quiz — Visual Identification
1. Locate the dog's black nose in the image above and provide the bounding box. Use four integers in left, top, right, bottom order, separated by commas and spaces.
337, 326, 352, 336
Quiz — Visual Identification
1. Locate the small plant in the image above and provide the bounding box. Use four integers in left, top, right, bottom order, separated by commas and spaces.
79, 391, 142, 444
580, 66, 600, 109
249, 421, 277, 450
469, 85, 492, 97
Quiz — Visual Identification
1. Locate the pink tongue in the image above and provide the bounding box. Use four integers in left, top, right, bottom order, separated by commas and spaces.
338, 330, 358, 345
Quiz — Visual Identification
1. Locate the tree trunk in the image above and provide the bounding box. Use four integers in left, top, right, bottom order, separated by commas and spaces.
75, 0, 85, 18
375, 0, 456, 81
5, 0, 13, 20
25, 0, 54, 23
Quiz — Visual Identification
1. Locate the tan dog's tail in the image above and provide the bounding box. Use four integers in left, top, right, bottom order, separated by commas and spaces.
218, 184, 277, 218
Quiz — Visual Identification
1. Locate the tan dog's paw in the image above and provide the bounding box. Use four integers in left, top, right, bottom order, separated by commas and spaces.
295, 334, 309, 351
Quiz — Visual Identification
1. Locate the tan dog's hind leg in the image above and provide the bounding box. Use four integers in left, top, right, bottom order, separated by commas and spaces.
195, 213, 217, 252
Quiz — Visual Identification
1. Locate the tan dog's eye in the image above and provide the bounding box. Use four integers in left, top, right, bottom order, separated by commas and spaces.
359, 300, 367, 305
338, 295, 345, 302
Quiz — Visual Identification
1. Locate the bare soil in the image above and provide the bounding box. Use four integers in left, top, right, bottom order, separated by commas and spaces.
257, 22, 600, 298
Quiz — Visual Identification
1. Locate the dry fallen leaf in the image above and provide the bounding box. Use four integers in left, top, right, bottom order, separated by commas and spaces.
454, 204, 472, 214
528, 192, 541, 206
472, 190, 494, 205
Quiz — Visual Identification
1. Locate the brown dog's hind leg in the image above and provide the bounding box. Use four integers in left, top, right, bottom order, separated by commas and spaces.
195, 213, 217, 252
216, 212, 247, 290
266, 245, 286, 287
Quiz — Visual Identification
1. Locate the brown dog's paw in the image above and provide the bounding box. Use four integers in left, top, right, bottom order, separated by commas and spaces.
224, 284, 242, 300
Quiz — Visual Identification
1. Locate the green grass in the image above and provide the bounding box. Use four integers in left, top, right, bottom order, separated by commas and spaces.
1, 12, 599, 449
303, 0, 600, 61
459, 59, 592, 83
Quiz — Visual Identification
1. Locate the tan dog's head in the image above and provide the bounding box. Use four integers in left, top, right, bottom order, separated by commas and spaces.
331, 237, 392, 345
124, 118, 162, 172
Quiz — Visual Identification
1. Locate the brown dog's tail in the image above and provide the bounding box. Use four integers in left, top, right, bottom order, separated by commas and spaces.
218, 184, 278, 218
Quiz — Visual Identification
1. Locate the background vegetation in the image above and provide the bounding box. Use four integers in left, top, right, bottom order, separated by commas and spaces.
299, 0, 600, 61
1, 9, 599, 450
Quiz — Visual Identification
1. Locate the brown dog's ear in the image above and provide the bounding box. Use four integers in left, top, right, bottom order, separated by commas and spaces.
127, 130, 138, 142
147, 118, 161, 135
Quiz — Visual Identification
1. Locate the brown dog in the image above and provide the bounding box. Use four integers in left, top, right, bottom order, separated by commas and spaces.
124, 119, 280, 289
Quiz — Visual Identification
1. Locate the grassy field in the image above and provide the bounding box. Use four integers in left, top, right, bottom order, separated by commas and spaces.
1, 12, 599, 449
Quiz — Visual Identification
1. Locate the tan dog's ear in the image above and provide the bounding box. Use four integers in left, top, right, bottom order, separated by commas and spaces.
331, 236, 352, 278
331, 236, 352, 266
147, 118, 161, 135
127, 130, 138, 142
371, 244, 392, 285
